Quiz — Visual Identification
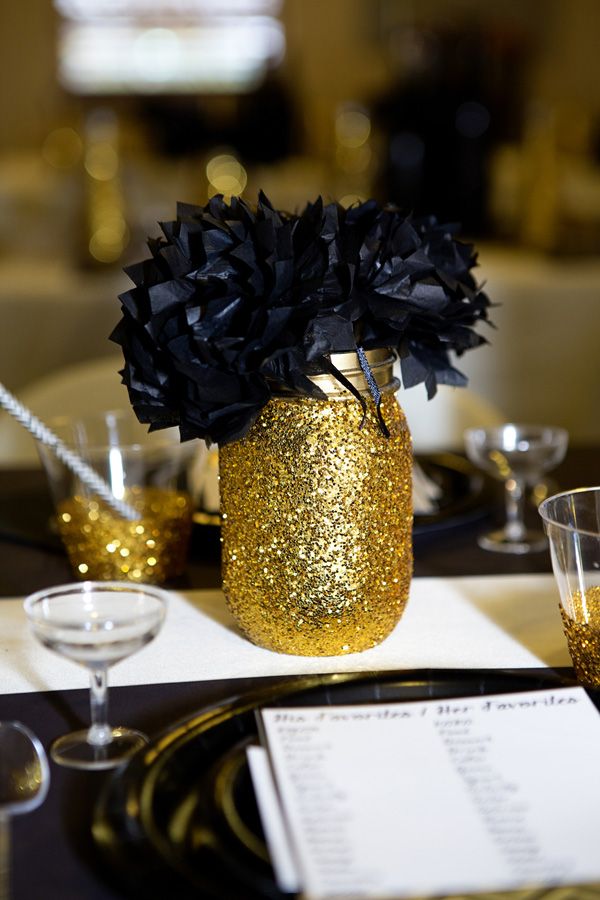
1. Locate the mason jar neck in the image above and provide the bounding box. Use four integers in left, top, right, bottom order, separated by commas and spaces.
278, 348, 399, 399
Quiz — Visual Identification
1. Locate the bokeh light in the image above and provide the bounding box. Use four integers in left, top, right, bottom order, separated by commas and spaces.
339, 193, 366, 208
206, 153, 247, 197
335, 107, 371, 148
41, 127, 83, 169
455, 101, 491, 139
84, 141, 119, 180
336, 145, 372, 175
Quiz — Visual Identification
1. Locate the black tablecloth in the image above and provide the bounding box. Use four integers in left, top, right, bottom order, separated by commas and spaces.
0, 446, 598, 898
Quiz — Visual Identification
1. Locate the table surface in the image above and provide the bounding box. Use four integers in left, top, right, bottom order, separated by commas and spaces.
1, 447, 599, 899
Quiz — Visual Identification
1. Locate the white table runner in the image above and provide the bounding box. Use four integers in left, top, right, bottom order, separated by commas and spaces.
0, 573, 570, 695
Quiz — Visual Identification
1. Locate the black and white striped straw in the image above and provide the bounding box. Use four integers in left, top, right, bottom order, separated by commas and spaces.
0, 382, 138, 521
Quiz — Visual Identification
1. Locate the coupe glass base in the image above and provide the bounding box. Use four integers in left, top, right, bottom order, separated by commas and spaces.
477, 528, 548, 555
50, 727, 148, 771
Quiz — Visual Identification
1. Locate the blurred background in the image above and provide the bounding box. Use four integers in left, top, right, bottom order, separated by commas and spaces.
1, 0, 600, 446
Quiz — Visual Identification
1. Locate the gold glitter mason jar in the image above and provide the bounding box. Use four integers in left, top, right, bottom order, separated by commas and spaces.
219, 349, 413, 656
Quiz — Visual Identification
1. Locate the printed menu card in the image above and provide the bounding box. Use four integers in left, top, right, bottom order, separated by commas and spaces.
255, 687, 600, 898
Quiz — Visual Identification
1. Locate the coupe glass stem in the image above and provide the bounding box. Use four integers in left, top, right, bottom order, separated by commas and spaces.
87, 668, 112, 747
504, 476, 527, 541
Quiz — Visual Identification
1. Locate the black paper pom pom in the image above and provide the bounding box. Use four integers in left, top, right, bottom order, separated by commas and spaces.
111, 192, 492, 445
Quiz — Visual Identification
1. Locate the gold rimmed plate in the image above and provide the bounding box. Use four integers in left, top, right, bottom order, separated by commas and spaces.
92, 667, 594, 900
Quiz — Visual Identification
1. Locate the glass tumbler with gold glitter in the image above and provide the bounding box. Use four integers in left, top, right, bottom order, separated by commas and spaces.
35, 410, 194, 584
539, 486, 600, 687
219, 349, 413, 656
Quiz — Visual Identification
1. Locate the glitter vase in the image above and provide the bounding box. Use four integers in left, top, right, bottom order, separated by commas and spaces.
219, 350, 413, 656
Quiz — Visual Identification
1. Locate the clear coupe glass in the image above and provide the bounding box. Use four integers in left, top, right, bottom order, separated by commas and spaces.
464, 423, 568, 554
24, 581, 168, 770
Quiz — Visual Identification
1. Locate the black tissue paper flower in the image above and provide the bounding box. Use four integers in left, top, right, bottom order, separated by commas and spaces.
111, 192, 492, 445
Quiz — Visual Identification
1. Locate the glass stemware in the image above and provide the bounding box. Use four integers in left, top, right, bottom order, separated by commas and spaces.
0, 722, 50, 899
464, 423, 568, 554
34, 409, 194, 584
24, 581, 168, 770
539, 487, 600, 687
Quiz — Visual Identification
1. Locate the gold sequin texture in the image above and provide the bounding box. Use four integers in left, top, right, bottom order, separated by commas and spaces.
56, 486, 193, 584
220, 392, 413, 656
560, 586, 600, 688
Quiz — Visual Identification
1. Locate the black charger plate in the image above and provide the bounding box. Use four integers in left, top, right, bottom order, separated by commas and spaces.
413, 452, 492, 534
93, 667, 599, 900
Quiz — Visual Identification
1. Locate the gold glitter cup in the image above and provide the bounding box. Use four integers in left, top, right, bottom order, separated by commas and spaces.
36, 410, 194, 584
539, 486, 600, 687
220, 349, 413, 656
